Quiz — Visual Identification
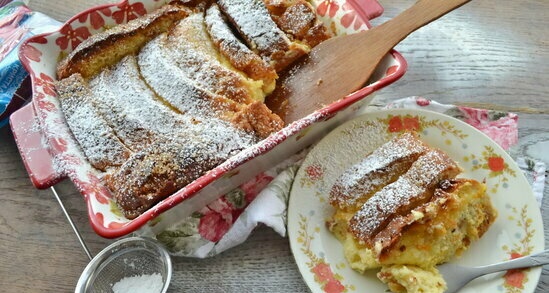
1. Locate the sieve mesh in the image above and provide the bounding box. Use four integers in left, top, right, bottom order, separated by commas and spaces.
76, 237, 171, 293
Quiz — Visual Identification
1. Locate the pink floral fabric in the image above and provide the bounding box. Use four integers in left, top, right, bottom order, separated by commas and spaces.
197, 173, 273, 242
456, 106, 518, 150
385, 96, 519, 150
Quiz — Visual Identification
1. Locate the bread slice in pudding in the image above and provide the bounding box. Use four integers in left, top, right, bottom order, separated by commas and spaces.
204, 3, 278, 94
217, 0, 310, 71
56, 74, 131, 171
329, 132, 430, 214
57, 4, 191, 80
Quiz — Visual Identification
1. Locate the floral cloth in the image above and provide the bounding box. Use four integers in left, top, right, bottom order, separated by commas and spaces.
140, 97, 546, 257
149, 154, 306, 257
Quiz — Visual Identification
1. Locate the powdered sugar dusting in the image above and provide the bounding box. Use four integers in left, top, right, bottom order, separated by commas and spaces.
92, 54, 258, 153
88, 56, 185, 150
217, 0, 291, 62
60, 49, 260, 218
349, 149, 462, 244
112, 272, 163, 293
86, 54, 259, 217
63, 104, 129, 170
330, 132, 428, 211
164, 13, 262, 104
20, 0, 401, 236
56, 75, 131, 171
138, 33, 235, 116
204, 3, 276, 84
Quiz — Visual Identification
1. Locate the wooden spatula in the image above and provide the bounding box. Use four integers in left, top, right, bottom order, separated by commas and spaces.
266, 0, 472, 124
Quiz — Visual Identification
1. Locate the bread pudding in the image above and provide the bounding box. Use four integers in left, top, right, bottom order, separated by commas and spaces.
55, 0, 332, 219
378, 265, 446, 293
326, 132, 497, 293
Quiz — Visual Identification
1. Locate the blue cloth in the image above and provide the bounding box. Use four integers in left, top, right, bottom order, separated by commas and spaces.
0, 1, 60, 127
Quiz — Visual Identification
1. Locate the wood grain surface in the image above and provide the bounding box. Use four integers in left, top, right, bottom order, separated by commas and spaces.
0, 0, 547, 292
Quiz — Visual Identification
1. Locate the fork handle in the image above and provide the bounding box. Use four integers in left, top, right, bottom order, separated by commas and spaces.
474, 249, 549, 274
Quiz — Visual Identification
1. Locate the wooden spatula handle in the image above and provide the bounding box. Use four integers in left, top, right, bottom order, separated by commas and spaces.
365, 0, 472, 47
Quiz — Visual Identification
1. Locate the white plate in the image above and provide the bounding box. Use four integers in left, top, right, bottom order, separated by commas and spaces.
288, 108, 544, 293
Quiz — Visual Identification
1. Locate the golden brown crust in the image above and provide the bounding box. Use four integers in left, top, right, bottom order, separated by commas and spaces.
329, 132, 429, 213
231, 101, 284, 139
372, 179, 462, 257
56, 5, 191, 80
217, 0, 310, 72
163, 12, 265, 104
302, 22, 333, 48
204, 3, 278, 93
87, 55, 172, 151
136, 30, 280, 138
326, 135, 497, 288
348, 149, 462, 246
264, 0, 333, 47
137, 31, 245, 117
105, 138, 225, 219
375, 179, 497, 265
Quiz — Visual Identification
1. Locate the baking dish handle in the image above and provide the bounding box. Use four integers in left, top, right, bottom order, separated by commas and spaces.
352, 0, 384, 20
10, 103, 65, 189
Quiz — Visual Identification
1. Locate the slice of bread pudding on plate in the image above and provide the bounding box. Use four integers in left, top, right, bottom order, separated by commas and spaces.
326, 132, 497, 293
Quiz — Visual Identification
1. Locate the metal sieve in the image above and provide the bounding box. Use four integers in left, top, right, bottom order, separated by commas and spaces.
74, 236, 172, 293
51, 187, 172, 293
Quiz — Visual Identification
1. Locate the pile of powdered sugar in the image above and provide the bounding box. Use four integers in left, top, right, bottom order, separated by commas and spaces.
111, 273, 164, 293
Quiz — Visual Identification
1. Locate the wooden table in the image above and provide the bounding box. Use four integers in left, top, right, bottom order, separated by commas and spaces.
1, 0, 547, 292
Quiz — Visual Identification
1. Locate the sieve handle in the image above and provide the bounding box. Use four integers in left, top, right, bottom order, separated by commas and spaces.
51, 186, 93, 260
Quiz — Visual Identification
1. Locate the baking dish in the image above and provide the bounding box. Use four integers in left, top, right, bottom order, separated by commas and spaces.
11, 0, 406, 238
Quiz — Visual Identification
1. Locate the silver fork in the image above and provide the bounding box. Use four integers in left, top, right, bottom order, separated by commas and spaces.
438, 249, 549, 293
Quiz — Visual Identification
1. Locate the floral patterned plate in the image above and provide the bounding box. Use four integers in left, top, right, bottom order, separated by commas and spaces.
287, 108, 544, 293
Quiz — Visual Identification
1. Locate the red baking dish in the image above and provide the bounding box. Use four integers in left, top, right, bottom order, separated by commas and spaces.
11, 0, 406, 238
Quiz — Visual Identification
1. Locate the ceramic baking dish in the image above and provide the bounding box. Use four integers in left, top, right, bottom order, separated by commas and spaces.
10, 0, 406, 238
